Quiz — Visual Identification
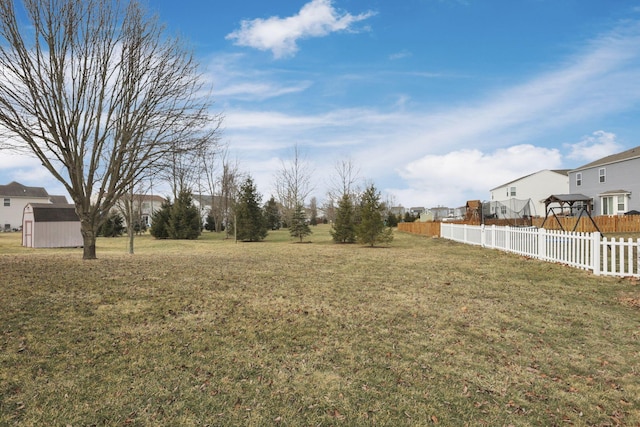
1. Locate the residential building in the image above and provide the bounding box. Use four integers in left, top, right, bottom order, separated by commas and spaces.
0, 181, 68, 231
112, 194, 166, 227
569, 145, 640, 216
490, 169, 569, 218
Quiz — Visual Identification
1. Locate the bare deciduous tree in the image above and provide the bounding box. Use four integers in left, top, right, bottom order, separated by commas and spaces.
217, 154, 242, 237
274, 145, 314, 225
0, 0, 221, 259
324, 158, 361, 223
328, 158, 361, 201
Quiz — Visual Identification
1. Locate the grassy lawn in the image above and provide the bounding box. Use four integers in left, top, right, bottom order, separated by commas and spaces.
1, 225, 639, 426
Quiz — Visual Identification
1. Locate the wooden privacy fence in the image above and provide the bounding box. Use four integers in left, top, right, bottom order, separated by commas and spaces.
439, 223, 640, 278
397, 221, 441, 236
531, 215, 640, 233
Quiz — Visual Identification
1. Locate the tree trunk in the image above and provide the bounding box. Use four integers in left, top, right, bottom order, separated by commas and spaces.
127, 200, 135, 255
80, 224, 97, 260
128, 227, 135, 255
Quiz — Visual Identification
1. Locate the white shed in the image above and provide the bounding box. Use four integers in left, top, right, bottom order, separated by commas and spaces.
22, 203, 83, 248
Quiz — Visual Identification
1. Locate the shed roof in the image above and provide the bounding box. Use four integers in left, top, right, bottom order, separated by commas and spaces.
543, 194, 592, 204
29, 203, 79, 222
466, 200, 481, 209
0, 181, 49, 198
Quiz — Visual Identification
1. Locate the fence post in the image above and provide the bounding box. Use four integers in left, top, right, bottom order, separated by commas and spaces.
637, 239, 640, 276
481, 224, 486, 247
592, 232, 601, 276
538, 228, 546, 260
491, 225, 496, 249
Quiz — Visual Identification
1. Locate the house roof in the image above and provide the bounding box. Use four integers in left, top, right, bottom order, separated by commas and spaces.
49, 195, 69, 204
571, 145, 640, 172
0, 181, 49, 198
490, 169, 569, 191
28, 203, 79, 222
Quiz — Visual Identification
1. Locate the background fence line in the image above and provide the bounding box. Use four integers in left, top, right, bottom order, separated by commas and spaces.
437, 223, 639, 278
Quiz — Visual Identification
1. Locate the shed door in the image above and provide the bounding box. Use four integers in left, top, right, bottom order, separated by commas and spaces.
23, 220, 33, 247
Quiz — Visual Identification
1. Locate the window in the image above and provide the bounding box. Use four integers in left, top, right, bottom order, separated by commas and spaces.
602, 197, 613, 215
601, 194, 628, 215
576, 172, 582, 186
599, 168, 606, 183
500, 206, 507, 215
3, 198, 9, 207
510, 187, 516, 197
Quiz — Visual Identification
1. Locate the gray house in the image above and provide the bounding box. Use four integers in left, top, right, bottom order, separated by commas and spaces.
568, 145, 640, 216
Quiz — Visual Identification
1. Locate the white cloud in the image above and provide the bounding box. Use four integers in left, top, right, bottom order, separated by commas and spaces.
389, 49, 412, 60
0, 151, 40, 170
396, 145, 562, 207
215, 81, 312, 101
225, 0, 376, 59
564, 130, 623, 163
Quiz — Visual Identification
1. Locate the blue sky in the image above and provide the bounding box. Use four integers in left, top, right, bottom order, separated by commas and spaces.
2, 0, 640, 209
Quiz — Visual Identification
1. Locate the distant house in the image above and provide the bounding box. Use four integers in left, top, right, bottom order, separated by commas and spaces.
22, 203, 82, 248
0, 181, 68, 231
569, 145, 640, 216
409, 207, 426, 216
490, 169, 569, 218
388, 206, 406, 217
429, 206, 450, 221
112, 194, 166, 228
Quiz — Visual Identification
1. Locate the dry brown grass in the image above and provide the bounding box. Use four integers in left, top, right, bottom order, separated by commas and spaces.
1, 225, 639, 426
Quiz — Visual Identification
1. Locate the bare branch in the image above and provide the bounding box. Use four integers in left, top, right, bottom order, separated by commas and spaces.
0, 0, 222, 258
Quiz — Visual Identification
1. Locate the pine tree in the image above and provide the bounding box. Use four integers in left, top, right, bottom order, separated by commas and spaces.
386, 211, 399, 227
98, 213, 125, 237
168, 190, 202, 239
264, 196, 282, 230
331, 193, 356, 243
150, 199, 172, 239
204, 213, 217, 231
356, 184, 393, 247
235, 177, 268, 242
290, 203, 312, 242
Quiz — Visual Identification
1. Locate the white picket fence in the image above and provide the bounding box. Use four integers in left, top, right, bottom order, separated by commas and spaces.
440, 223, 640, 278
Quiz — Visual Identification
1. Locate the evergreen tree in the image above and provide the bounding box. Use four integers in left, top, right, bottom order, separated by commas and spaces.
290, 203, 312, 242
331, 193, 356, 243
150, 199, 172, 239
204, 213, 217, 231
264, 196, 282, 230
356, 184, 393, 247
235, 177, 268, 242
98, 212, 125, 237
168, 190, 201, 239
386, 211, 399, 227
403, 211, 417, 223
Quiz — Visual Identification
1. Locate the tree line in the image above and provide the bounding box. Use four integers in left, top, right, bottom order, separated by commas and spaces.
0, 0, 398, 257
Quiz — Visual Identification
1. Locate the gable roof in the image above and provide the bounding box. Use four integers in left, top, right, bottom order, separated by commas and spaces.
49, 195, 69, 204
28, 203, 79, 222
0, 181, 49, 198
543, 194, 592, 204
491, 169, 569, 191
572, 145, 640, 172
